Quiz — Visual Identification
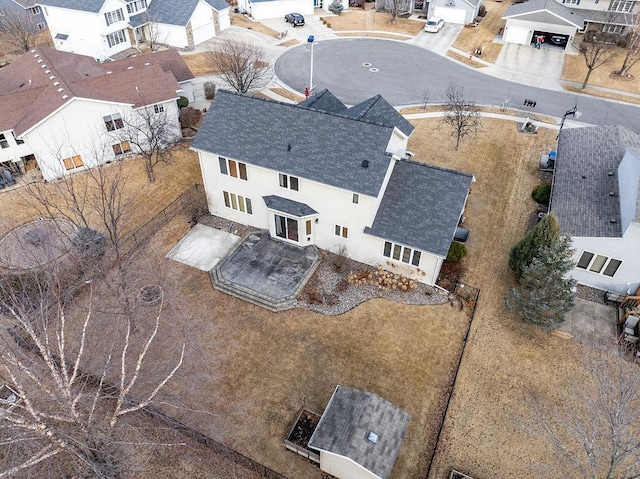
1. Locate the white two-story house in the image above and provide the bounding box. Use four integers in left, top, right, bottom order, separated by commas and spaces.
0, 0, 47, 32
555, 0, 637, 35
0, 46, 186, 181
191, 90, 474, 285
551, 125, 640, 295
38, 0, 230, 61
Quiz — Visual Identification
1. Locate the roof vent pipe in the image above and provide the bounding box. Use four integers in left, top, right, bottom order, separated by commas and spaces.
609, 191, 616, 197
361, 160, 369, 168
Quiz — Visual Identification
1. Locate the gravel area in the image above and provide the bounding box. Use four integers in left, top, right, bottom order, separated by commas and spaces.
576, 284, 607, 304
198, 214, 258, 238
298, 251, 449, 315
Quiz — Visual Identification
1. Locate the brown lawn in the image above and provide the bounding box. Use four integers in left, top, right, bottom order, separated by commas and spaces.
231, 12, 280, 38
446, 50, 486, 68
270, 87, 306, 102
562, 83, 640, 105
181, 51, 220, 77
322, 5, 424, 36
562, 43, 640, 95
0, 30, 52, 63
452, 0, 509, 64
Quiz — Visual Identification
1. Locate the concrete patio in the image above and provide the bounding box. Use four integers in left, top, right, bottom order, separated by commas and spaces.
211, 230, 321, 311
166, 223, 240, 271
558, 297, 618, 353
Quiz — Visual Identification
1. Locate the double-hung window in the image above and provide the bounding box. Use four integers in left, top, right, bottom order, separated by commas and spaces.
0, 134, 9, 149
106, 30, 126, 48
279, 173, 299, 191
104, 8, 124, 26
383, 241, 421, 267
334, 225, 349, 238
103, 113, 124, 131
223, 191, 252, 214
62, 155, 84, 171
218, 157, 247, 180
112, 141, 131, 156
153, 104, 164, 114
576, 251, 622, 277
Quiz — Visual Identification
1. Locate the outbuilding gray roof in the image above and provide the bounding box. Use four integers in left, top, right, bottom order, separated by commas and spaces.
365, 159, 473, 257
263, 196, 317, 217
192, 90, 397, 198
308, 386, 410, 479
550, 125, 640, 237
38, 0, 105, 12
503, 0, 584, 27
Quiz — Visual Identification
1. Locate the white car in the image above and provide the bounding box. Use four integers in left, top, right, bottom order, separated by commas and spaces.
424, 17, 444, 33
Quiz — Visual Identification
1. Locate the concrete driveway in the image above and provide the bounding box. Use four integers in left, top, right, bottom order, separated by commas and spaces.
410, 23, 464, 56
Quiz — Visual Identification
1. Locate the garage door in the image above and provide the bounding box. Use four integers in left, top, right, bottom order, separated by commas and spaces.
433, 6, 467, 24
504, 25, 531, 45
192, 20, 215, 45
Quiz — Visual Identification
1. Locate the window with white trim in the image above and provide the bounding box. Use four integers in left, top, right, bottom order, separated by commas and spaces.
352, 193, 359, 204
153, 104, 164, 114
127, 0, 148, 14
603, 24, 625, 33
563, 0, 580, 4
223, 191, 252, 214
103, 113, 124, 131
576, 251, 622, 277
31, 6, 41, 14
104, 8, 124, 26
112, 141, 131, 156
106, 29, 126, 48
279, 173, 299, 191
37, 22, 45, 30
218, 157, 248, 180
383, 241, 421, 266
609, 0, 635, 11
334, 225, 349, 238
62, 155, 84, 171
12, 132, 24, 145
0, 134, 9, 149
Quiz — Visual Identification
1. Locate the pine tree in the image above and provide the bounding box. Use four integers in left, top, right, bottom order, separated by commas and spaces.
508, 213, 561, 279
505, 238, 576, 331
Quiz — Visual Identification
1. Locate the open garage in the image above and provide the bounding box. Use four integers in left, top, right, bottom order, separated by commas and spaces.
502, 0, 584, 47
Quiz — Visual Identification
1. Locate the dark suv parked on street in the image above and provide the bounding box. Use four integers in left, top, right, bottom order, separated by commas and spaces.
285, 13, 305, 26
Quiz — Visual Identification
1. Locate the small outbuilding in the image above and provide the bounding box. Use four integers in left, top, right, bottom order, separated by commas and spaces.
502, 0, 584, 47
308, 385, 410, 479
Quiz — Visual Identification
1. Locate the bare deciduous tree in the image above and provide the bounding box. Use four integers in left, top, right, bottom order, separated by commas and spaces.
580, 33, 617, 89
206, 38, 271, 94
524, 354, 640, 479
0, 269, 185, 478
0, 9, 39, 52
140, 15, 168, 52
616, 18, 640, 78
381, 0, 411, 23
441, 82, 482, 151
119, 104, 180, 183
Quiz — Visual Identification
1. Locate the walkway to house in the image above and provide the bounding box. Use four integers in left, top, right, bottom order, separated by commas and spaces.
211, 230, 321, 312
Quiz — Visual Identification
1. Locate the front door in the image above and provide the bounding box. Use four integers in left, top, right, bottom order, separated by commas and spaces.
275, 215, 299, 242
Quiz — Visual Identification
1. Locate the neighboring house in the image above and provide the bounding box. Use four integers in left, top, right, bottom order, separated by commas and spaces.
236, 0, 348, 21
37, 0, 230, 61
0, 46, 186, 181
426, 0, 483, 25
555, 0, 638, 36
550, 125, 640, 295
307, 385, 410, 479
502, 0, 584, 47
191, 89, 473, 285
0, 0, 46, 32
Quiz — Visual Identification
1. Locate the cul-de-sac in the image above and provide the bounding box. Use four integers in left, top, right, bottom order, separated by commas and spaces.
1, 0, 640, 477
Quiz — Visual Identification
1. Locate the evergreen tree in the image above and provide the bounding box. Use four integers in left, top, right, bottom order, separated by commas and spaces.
508, 213, 561, 279
505, 238, 576, 331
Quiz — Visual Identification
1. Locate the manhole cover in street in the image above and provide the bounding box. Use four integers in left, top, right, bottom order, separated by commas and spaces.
369, 68, 379, 73
362, 62, 372, 67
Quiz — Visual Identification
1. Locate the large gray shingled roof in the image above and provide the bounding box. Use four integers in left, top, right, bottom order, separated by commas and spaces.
551, 125, 640, 237
308, 386, 410, 479
366, 159, 473, 257
503, 0, 584, 27
38, 0, 105, 13
191, 90, 397, 198
146, 0, 229, 26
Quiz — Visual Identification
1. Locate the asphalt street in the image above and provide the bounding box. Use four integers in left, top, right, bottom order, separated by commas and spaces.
275, 38, 640, 132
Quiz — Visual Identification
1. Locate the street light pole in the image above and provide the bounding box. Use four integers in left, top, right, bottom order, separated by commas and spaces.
308, 35, 315, 96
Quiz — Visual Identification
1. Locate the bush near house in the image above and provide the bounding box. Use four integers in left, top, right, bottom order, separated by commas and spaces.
447, 242, 468, 262
177, 96, 189, 108
531, 184, 551, 204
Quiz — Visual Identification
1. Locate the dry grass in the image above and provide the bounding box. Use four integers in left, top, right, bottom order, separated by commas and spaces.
181, 52, 220, 77
452, 0, 509, 64
0, 146, 201, 240
277, 38, 300, 47
269, 87, 305, 102
400, 105, 558, 124
562, 45, 640, 94
321, 6, 424, 35
336, 31, 412, 40
446, 50, 486, 68
0, 30, 53, 63
403, 118, 618, 478
562, 83, 640, 105
231, 12, 280, 38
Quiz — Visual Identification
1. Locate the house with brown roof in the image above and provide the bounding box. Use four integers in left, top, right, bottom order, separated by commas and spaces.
0, 46, 187, 181
38, 0, 230, 61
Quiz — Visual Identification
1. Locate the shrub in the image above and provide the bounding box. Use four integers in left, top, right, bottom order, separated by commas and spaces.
179, 107, 202, 129
532, 184, 551, 204
203, 81, 216, 100
72, 227, 106, 258
447, 242, 468, 262
176, 96, 189, 108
